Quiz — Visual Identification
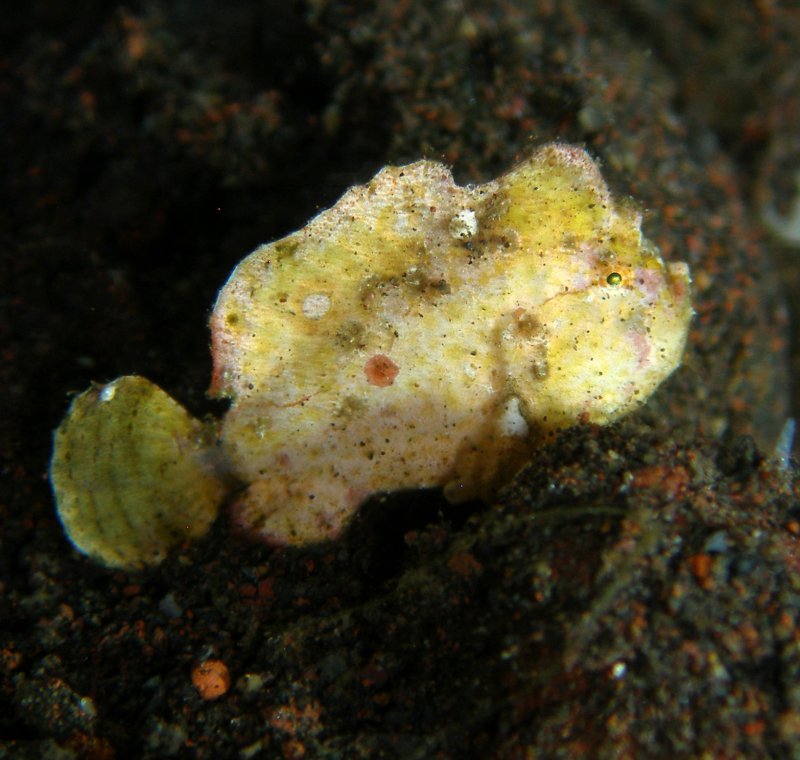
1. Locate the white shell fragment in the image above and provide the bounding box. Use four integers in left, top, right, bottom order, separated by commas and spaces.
50, 376, 225, 569
449, 208, 479, 240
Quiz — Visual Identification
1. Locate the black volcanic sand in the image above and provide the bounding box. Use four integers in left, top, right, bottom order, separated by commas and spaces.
2, 2, 800, 757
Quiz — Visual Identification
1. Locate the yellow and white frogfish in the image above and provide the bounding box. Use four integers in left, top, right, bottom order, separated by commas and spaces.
50, 143, 692, 568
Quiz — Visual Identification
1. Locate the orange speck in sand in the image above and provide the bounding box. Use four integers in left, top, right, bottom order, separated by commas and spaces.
191, 659, 231, 700
447, 551, 483, 578
688, 553, 714, 590
364, 354, 399, 387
